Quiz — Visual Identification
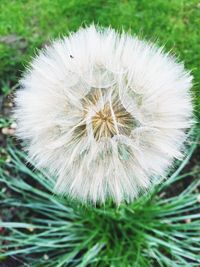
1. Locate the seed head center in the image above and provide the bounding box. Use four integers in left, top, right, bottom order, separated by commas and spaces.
78, 88, 135, 141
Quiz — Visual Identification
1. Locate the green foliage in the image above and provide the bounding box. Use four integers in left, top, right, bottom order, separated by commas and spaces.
0, 133, 199, 266
0, 0, 200, 116
0, 118, 12, 128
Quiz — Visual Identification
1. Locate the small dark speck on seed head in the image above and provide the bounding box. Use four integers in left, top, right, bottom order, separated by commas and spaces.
70, 55, 74, 58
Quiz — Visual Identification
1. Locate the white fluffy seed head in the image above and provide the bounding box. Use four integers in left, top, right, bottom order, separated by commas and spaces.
14, 25, 193, 204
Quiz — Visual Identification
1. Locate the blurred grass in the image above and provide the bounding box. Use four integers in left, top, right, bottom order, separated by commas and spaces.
0, 0, 200, 116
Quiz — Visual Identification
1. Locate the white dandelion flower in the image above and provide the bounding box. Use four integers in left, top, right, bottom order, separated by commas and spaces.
14, 25, 193, 204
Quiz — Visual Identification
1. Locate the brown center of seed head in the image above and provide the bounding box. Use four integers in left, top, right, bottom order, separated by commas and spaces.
80, 88, 135, 141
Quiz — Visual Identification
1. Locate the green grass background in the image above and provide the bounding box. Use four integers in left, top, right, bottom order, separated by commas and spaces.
0, 0, 200, 115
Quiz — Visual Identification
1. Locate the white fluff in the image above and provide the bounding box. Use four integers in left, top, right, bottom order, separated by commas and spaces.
14, 25, 193, 204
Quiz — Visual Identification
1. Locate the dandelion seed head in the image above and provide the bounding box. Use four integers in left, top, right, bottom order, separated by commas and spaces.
14, 25, 193, 204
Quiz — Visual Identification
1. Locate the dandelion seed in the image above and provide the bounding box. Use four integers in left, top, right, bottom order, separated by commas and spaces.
2, 127, 15, 135
185, 218, 191, 224
14, 25, 193, 204
11, 122, 17, 129
28, 227, 34, 232
43, 254, 49, 260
